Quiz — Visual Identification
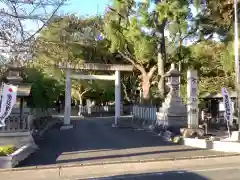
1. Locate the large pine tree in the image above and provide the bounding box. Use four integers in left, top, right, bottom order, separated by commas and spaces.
103, 0, 192, 102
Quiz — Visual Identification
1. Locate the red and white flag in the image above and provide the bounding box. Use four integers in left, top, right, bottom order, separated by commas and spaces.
0, 84, 18, 127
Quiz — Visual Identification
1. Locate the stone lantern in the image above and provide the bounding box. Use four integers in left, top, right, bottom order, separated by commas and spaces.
165, 64, 181, 97
0, 64, 32, 131
156, 63, 187, 128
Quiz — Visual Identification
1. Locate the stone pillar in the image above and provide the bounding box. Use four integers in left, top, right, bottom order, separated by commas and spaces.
114, 70, 121, 126
61, 69, 73, 130
187, 69, 199, 128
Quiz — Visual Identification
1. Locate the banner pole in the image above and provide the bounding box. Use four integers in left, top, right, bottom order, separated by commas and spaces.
226, 118, 231, 138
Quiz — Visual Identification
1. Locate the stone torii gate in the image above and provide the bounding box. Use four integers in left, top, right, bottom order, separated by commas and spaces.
58, 63, 133, 129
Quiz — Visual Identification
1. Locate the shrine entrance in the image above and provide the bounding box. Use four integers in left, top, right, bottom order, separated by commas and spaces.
57, 63, 133, 129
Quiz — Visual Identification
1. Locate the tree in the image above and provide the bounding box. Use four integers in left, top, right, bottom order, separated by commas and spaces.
186, 0, 238, 96
103, 0, 158, 102
191, 0, 240, 42
103, 0, 196, 102
33, 15, 117, 104
24, 66, 64, 108
0, 0, 66, 57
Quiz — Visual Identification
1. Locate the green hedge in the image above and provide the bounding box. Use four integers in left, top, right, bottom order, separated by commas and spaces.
0, 145, 17, 156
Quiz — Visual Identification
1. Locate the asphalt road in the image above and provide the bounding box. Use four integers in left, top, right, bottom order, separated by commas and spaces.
89, 169, 240, 180
89, 170, 240, 180
68, 156, 240, 180
19, 117, 234, 167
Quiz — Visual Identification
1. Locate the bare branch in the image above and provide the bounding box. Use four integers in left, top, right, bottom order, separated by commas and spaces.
0, 0, 66, 59
80, 88, 90, 96
121, 82, 130, 102
118, 51, 146, 75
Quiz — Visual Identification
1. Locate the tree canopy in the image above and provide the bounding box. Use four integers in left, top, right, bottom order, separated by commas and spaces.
4, 0, 238, 106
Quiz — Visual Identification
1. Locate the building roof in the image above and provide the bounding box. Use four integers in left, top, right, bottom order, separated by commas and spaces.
201, 90, 237, 99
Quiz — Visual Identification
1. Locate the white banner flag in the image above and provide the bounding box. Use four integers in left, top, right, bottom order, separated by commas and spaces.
221, 87, 233, 123
0, 84, 18, 127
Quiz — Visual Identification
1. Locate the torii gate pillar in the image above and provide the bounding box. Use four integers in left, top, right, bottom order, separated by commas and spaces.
61, 69, 73, 130
114, 70, 121, 126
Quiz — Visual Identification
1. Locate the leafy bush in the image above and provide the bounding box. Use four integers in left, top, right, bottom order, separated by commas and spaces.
172, 136, 183, 144
0, 145, 17, 156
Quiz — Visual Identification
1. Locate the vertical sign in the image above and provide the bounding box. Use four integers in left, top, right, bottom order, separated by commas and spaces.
0, 84, 18, 127
221, 87, 233, 137
221, 88, 233, 123
187, 70, 198, 128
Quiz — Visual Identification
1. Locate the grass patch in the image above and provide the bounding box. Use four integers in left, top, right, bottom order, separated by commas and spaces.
0, 145, 17, 156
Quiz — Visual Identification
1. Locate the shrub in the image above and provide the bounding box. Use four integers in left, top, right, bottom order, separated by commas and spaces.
0, 145, 17, 156
172, 136, 183, 144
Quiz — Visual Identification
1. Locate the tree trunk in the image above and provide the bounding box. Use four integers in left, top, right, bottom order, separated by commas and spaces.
122, 82, 131, 102
78, 93, 83, 105
156, 15, 167, 99
158, 52, 165, 98
78, 88, 90, 106
117, 51, 157, 104
141, 75, 151, 103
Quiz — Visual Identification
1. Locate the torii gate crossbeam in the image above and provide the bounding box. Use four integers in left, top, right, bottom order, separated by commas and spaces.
58, 63, 133, 129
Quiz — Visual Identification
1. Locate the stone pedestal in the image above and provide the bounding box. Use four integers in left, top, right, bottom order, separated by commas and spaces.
156, 64, 187, 128
156, 90, 187, 128
60, 124, 73, 130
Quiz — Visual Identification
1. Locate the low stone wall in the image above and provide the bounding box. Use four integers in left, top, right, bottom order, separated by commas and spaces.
182, 138, 240, 153
0, 131, 33, 148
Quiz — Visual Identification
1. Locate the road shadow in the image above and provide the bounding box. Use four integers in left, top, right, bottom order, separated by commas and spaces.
17, 117, 218, 167
56, 148, 200, 164
81, 171, 209, 180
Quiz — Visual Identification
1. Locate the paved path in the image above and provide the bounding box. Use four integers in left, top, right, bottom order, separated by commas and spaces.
19, 117, 234, 167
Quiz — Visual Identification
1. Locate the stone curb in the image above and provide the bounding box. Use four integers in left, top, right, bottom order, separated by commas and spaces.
0, 152, 239, 172
182, 138, 240, 153
0, 143, 38, 168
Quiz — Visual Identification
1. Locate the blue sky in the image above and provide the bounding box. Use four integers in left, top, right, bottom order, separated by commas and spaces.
60, 0, 148, 16
61, 0, 111, 16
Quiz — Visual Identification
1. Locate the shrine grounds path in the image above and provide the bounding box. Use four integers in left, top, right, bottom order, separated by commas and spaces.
18, 117, 236, 167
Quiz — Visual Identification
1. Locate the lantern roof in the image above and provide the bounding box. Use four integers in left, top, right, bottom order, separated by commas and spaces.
165, 63, 181, 77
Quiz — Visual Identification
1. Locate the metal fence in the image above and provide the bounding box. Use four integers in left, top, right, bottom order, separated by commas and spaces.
79, 105, 115, 114
78, 105, 133, 116
132, 105, 157, 122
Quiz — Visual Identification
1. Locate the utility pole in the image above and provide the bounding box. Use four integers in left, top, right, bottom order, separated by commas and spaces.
234, 0, 240, 131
